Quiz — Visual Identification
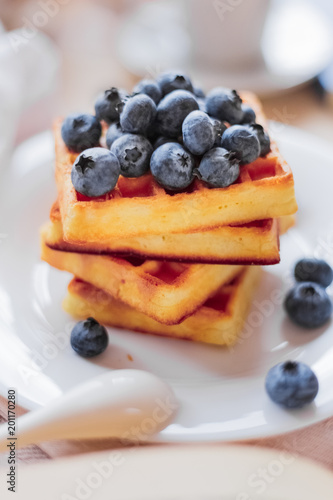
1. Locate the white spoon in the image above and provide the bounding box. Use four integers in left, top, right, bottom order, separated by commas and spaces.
0, 370, 178, 451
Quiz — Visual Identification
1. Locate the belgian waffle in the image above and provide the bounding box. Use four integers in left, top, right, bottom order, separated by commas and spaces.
55, 92, 297, 243
43, 203, 296, 264
41, 232, 243, 325
63, 266, 262, 346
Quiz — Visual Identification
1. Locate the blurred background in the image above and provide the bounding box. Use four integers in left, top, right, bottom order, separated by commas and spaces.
0, 0, 333, 156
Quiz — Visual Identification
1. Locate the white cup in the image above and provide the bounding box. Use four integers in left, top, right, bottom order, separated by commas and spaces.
185, 0, 270, 70
0, 29, 60, 166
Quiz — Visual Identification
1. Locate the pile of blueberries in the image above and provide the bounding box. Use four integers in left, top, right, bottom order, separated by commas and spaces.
61, 71, 270, 197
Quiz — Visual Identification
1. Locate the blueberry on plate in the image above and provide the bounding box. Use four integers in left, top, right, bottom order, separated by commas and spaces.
294, 258, 333, 288
133, 79, 162, 105
111, 133, 153, 177
247, 123, 271, 156
197, 148, 240, 188
210, 118, 227, 147
284, 281, 332, 328
221, 124, 260, 164
206, 87, 244, 124
157, 71, 194, 96
265, 360, 319, 409
106, 122, 123, 149
156, 90, 199, 138
182, 110, 215, 155
61, 114, 102, 153
120, 94, 157, 135
150, 142, 195, 191
94, 87, 128, 124
71, 147, 120, 197
240, 104, 256, 124
71, 317, 109, 357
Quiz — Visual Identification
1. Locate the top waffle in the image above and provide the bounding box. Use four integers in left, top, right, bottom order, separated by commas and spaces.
55, 90, 297, 242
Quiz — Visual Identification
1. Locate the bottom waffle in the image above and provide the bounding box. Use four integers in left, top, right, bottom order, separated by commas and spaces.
63, 266, 262, 346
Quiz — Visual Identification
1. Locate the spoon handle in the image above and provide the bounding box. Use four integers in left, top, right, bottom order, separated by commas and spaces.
0, 370, 177, 450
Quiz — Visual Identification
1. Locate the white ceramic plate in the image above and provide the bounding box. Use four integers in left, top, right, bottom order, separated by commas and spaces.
3, 445, 333, 500
1, 124, 333, 443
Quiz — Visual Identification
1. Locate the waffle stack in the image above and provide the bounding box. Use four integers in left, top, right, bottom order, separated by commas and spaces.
41, 91, 297, 346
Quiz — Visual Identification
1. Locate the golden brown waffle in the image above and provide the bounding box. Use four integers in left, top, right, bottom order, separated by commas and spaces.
63, 266, 262, 346
41, 232, 243, 325
42, 202, 294, 264
55, 92, 297, 242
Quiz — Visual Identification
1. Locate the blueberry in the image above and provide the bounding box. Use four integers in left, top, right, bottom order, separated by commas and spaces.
221, 125, 260, 164
71, 147, 120, 197
210, 118, 227, 147
94, 87, 128, 124
150, 142, 195, 191
156, 90, 199, 138
133, 79, 162, 105
206, 88, 244, 124
295, 258, 333, 288
106, 122, 123, 149
153, 136, 175, 150
120, 94, 156, 135
61, 114, 102, 153
284, 282, 332, 328
111, 134, 153, 178
241, 104, 256, 124
265, 361, 318, 409
247, 123, 271, 156
197, 98, 207, 113
182, 110, 215, 155
193, 86, 205, 98
157, 71, 193, 96
144, 119, 160, 143
70, 317, 108, 357
197, 148, 240, 188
